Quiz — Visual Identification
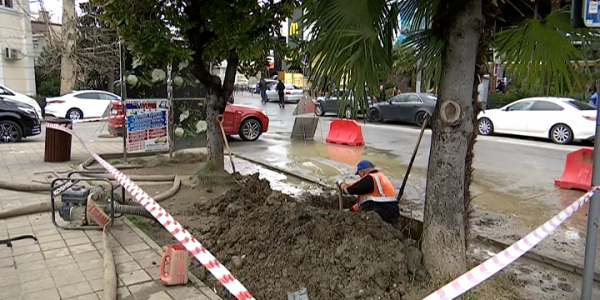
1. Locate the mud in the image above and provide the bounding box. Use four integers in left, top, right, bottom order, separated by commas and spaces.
178, 174, 413, 300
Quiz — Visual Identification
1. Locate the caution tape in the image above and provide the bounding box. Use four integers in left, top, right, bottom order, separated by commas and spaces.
422, 187, 599, 300
72, 116, 112, 123
46, 123, 255, 300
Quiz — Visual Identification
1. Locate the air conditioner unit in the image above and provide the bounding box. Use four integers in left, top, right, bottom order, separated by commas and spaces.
4, 48, 21, 60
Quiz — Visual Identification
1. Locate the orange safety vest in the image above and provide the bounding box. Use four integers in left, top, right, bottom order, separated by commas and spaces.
350, 172, 397, 212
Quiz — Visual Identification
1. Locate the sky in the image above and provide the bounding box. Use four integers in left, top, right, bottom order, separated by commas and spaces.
29, 0, 88, 23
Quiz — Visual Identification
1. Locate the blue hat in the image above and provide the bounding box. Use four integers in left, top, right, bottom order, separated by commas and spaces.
355, 160, 374, 175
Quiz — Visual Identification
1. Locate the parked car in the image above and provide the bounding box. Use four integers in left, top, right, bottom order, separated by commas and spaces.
368, 93, 437, 127
0, 84, 43, 117
478, 97, 596, 144
314, 89, 373, 118
266, 84, 303, 103
108, 101, 269, 141
253, 79, 277, 94
0, 97, 41, 143
44, 90, 121, 120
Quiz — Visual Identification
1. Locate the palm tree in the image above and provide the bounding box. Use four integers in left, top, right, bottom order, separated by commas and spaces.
304, 0, 596, 281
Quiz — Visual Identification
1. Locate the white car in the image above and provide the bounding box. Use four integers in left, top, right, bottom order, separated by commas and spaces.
266, 84, 303, 103
0, 84, 43, 117
477, 97, 596, 144
45, 90, 120, 120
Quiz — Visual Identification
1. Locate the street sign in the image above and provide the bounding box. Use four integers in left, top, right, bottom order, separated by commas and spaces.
584, 0, 600, 27
287, 8, 303, 48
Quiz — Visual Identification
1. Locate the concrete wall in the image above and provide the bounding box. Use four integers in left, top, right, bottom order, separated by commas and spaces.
0, 0, 36, 96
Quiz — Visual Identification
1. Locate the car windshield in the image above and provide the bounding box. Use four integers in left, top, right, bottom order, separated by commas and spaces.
565, 100, 595, 110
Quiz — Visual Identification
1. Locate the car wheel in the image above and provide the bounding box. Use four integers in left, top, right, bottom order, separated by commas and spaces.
67, 108, 83, 120
415, 111, 429, 127
239, 118, 262, 141
550, 124, 573, 144
478, 118, 494, 135
315, 104, 325, 116
344, 106, 353, 119
369, 108, 381, 123
0, 120, 23, 143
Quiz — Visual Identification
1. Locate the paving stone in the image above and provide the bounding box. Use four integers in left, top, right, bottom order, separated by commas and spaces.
21, 277, 55, 294
35, 228, 60, 237
50, 264, 86, 287
0, 248, 12, 259
167, 286, 211, 300
18, 267, 51, 283
13, 252, 44, 264
124, 242, 151, 253
127, 280, 165, 299
113, 253, 134, 264
65, 236, 91, 247
65, 293, 100, 300
0, 256, 15, 268
145, 265, 161, 280
11, 244, 41, 255
23, 288, 60, 300
58, 281, 94, 299
0, 265, 17, 277
198, 287, 222, 300
0, 284, 21, 298
46, 255, 76, 267
119, 269, 153, 286
117, 261, 142, 274
147, 291, 174, 300
37, 234, 63, 243
60, 231, 88, 240
69, 243, 97, 254
16, 260, 47, 273
83, 268, 104, 281
89, 278, 104, 292
73, 250, 102, 263
78, 258, 103, 271
0, 272, 19, 288
40, 239, 66, 251
43, 247, 71, 259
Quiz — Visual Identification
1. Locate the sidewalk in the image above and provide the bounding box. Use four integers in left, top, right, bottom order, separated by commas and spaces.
0, 137, 221, 299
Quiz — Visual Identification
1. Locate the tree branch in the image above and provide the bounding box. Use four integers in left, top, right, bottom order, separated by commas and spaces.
222, 51, 239, 98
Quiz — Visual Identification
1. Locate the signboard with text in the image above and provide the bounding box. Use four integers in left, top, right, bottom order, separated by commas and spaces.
584, 0, 600, 27
125, 99, 170, 153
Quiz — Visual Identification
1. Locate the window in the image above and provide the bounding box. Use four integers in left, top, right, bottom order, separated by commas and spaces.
390, 95, 407, 104
75, 93, 100, 100
3, 0, 13, 9
566, 100, 596, 111
99, 94, 118, 100
507, 101, 534, 111
406, 94, 423, 103
0, 87, 14, 96
531, 101, 564, 111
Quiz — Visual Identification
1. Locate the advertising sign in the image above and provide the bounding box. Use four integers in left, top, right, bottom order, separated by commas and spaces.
584, 0, 600, 27
125, 100, 170, 153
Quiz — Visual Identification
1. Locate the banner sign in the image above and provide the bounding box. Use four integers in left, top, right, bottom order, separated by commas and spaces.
125, 99, 170, 153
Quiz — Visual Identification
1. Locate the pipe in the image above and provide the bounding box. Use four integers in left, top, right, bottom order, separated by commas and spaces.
113, 204, 154, 219
0, 180, 51, 192
103, 226, 117, 300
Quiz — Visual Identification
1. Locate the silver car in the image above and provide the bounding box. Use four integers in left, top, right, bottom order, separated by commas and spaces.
266, 84, 303, 103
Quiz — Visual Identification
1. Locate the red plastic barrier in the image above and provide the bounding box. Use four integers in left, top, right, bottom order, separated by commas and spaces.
555, 147, 593, 191
325, 119, 365, 146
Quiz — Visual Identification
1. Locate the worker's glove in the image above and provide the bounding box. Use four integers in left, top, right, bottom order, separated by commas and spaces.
337, 182, 348, 189
343, 208, 351, 212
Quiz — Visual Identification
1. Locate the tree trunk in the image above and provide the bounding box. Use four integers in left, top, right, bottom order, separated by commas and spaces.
107, 73, 115, 93
206, 93, 225, 172
60, 0, 77, 95
422, 0, 483, 281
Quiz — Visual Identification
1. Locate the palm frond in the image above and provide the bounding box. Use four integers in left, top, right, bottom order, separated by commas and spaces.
304, 0, 397, 116
398, 0, 438, 32
401, 29, 443, 90
495, 8, 598, 95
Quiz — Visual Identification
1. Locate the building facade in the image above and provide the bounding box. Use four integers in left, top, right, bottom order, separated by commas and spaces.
0, 0, 36, 95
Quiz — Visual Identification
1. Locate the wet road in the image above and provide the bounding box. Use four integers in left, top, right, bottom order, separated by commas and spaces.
231, 93, 600, 273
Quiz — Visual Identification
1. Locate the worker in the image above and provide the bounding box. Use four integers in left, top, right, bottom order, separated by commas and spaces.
339, 160, 400, 227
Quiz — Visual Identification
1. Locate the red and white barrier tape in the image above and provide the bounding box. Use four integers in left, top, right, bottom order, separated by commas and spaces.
423, 187, 599, 300
72, 116, 111, 123
46, 123, 255, 300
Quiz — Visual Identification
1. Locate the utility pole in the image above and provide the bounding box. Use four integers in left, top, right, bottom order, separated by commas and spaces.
60, 0, 77, 95
581, 87, 600, 300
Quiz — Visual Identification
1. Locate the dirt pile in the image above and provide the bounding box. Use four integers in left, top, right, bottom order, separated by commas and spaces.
183, 174, 417, 300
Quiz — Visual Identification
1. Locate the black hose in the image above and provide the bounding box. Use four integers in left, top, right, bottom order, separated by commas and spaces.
112, 204, 154, 219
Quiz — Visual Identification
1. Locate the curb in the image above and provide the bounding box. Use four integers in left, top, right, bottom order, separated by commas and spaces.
122, 217, 223, 300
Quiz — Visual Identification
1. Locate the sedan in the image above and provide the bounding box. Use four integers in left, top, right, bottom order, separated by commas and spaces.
0, 84, 43, 117
45, 90, 120, 120
314, 89, 370, 118
477, 97, 596, 144
368, 93, 437, 127
108, 102, 269, 141
0, 97, 41, 143
266, 84, 303, 103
